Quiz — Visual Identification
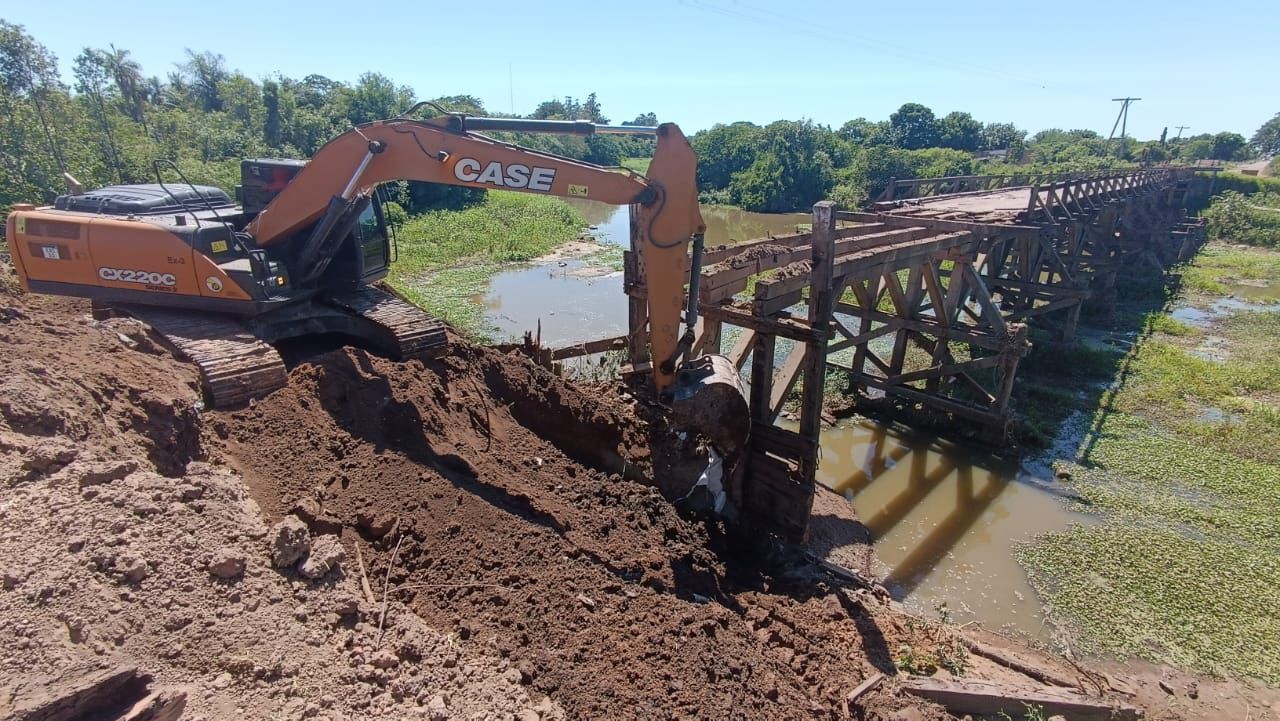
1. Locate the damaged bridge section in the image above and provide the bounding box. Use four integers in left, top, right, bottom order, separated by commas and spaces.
626, 167, 1212, 542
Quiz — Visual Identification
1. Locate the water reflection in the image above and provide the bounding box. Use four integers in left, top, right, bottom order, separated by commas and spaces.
815, 419, 1090, 635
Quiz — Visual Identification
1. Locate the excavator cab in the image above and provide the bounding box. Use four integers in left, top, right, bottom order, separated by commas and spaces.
238, 158, 392, 291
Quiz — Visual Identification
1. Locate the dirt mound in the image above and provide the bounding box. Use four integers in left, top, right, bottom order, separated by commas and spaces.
0, 286, 542, 720
206, 339, 939, 719
0, 259, 945, 720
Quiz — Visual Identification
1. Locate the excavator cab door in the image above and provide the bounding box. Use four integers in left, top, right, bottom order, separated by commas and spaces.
353, 197, 391, 282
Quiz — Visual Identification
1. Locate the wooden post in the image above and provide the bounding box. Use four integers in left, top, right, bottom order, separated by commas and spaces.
748, 333, 777, 424
624, 205, 648, 368
799, 201, 837, 480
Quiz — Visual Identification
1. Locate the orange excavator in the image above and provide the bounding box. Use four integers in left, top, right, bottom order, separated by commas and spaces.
4, 104, 746, 440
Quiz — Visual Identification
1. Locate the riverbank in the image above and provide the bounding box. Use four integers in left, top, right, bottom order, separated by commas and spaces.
386, 192, 596, 339
1015, 242, 1280, 684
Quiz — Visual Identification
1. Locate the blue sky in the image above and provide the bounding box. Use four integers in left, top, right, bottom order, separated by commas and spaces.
8, 0, 1274, 140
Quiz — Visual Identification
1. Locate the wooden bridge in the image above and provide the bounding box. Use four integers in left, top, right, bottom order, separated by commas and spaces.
623, 166, 1210, 541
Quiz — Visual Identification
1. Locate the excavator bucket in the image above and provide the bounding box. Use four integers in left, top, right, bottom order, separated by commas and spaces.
670, 354, 751, 459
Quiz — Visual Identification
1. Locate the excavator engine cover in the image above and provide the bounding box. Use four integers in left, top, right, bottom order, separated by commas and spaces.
670, 354, 750, 458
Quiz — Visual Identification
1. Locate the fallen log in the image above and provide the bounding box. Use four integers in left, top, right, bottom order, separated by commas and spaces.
899, 676, 1142, 721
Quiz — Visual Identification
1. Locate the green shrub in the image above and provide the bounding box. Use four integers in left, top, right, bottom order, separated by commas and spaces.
1203, 191, 1280, 247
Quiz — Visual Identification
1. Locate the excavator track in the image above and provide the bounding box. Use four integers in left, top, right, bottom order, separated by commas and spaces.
323, 286, 448, 361
122, 306, 289, 409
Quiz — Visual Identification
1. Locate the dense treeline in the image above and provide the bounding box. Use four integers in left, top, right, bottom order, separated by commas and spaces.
0, 21, 653, 215
688, 104, 1262, 212
0, 20, 1273, 218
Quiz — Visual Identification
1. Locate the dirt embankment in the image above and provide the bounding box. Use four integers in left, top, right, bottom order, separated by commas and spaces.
0, 275, 942, 720
5, 264, 1248, 720
208, 341, 912, 719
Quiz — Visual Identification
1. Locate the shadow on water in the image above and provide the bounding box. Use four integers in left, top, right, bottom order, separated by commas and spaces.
813, 419, 1091, 636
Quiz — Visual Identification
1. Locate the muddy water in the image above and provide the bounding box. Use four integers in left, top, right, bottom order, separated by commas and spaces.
480, 201, 808, 343
813, 419, 1092, 637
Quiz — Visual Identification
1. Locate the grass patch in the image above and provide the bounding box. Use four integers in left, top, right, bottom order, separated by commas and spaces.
1021, 522, 1280, 683
1143, 312, 1193, 336
387, 192, 586, 338
1022, 414, 1280, 683
1020, 242, 1280, 683
620, 157, 651, 175
1178, 243, 1280, 295
395, 263, 499, 342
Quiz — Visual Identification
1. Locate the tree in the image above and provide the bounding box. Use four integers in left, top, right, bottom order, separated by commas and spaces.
888, 103, 938, 150
104, 45, 147, 134
347, 72, 412, 124
690, 122, 762, 190
629, 112, 658, 126
219, 73, 263, 135
531, 98, 567, 120
1211, 132, 1248, 161
73, 48, 123, 181
0, 20, 71, 198
839, 117, 890, 146
937, 111, 982, 152
177, 49, 228, 111
980, 122, 1025, 151
581, 92, 607, 123
1251, 113, 1280, 157
727, 120, 833, 212
262, 78, 283, 147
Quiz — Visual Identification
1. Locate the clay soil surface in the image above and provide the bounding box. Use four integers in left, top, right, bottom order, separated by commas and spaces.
3, 262, 1273, 720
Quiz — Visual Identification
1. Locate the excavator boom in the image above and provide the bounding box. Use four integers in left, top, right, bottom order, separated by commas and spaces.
248, 112, 706, 389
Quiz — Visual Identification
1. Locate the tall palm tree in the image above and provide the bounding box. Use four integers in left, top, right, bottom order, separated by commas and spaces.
105, 45, 148, 136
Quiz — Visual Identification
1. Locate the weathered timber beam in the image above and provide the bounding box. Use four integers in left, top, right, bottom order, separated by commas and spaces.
755, 231, 974, 301
832, 368, 1008, 425
962, 262, 1008, 334
769, 344, 807, 419
828, 320, 900, 353
549, 335, 629, 361
726, 328, 756, 370
832, 302, 1011, 352
701, 227, 936, 296
1005, 296, 1089, 321
699, 303, 825, 343
750, 421, 815, 461
899, 677, 1141, 721
986, 276, 1090, 298
838, 211, 1039, 236
885, 353, 1004, 386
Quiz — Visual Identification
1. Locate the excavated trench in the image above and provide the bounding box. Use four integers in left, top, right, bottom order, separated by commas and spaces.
205, 338, 916, 719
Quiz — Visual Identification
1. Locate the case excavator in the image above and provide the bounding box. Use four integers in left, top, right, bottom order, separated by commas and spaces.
4, 105, 747, 449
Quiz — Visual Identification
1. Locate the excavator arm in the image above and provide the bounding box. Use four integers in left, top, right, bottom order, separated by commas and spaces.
247, 111, 706, 391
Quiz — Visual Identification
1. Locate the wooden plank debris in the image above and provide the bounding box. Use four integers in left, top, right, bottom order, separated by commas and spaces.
900, 676, 1142, 721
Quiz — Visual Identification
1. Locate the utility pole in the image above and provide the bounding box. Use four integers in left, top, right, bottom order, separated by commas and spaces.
1107, 97, 1141, 157
1175, 125, 1190, 140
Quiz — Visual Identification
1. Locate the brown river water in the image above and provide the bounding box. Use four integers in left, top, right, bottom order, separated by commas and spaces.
476, 200, 1091, 637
